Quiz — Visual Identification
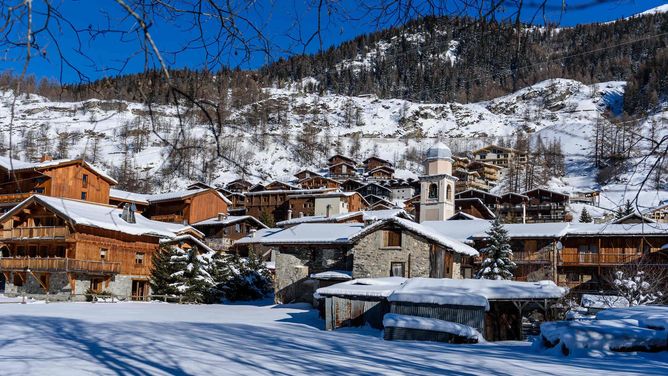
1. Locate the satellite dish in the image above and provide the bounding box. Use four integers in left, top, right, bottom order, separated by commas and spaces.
555, 241, 563, 251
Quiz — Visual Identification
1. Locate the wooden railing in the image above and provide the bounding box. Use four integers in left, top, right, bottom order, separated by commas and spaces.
1, 226, 69, 239
0, 192, 32, 204
150, 214, 185, 223
560, 253, 642, 265
513, 251, 551, 264
0, 258, 120, 274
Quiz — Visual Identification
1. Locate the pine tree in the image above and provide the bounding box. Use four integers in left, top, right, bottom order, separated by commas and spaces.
579, 207, 593, 223
221, 253, 272, 301
180, 247, 214, 303
476, 218, 516, 280
615, 200, 635, 219
149, 245, 184, 296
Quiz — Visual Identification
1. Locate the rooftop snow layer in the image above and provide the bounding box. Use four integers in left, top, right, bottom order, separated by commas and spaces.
387, 278, 565, 310
0, 156, 118, 185
192, 215, 268, 229
316, 277, 407, 298
3, 195, 189, 238
109, 189, 151, 204
309, 271, 353, 280
383, 313, 484, 341
146, 188, 232, 205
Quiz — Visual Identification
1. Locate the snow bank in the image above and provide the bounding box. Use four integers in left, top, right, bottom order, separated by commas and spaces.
581, 294, 629, 309
537, 306, 668, 357
383, 313, 484, 342
387, 278, 565, 311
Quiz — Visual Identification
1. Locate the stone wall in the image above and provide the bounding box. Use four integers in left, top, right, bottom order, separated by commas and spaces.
2, 272, 147, 299
352, 230, 431, 278
274, 247, 349, 304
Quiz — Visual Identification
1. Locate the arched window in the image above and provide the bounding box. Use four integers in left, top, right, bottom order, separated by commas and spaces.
446, 184, 452, 201
428, 183, 438, 199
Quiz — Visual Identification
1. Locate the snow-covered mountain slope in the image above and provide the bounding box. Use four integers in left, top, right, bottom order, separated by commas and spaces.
0, 78, 666, 211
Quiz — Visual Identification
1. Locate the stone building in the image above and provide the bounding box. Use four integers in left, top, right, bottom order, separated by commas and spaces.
235, 217, 478, 304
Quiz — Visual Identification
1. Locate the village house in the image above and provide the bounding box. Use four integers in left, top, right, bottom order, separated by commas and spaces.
497, 188, 571, 223
328, 154, 358, 167
192, 213, 268, 251
142, 188, 231, 225
275, 209, 412, 228
471, 144, 527, 168
235, 217, 477, 304
218, 188, 247, 215
388, 180, 415, 201
367, 166, 395, 180
244, 188, 337, 225
453, 198, 497, 220
341, 179, 366, 192
298, 176, 341, 190
286, 191, 368, 218
365, 195, 397, 210
0, 155, 118, 211
452, 156, 502, 192
643, 203, 668, 223
328, 162, 358, 179
356, 182, 392, 200
421, 220, 668, 293
293, 169, 322, 181
363, 156, 393, 171
225, 179, 253, 193
0, 195, 195, 299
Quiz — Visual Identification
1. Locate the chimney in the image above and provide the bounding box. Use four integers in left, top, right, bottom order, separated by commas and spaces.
218, 212, 229, 221
287, 210, 293, 220
120, 203, 136, 224
40, 154, 53, 162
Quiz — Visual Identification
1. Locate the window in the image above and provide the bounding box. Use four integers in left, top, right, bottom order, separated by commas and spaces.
99, 248, 108, 260
235, 223, 241, 233
81, 191, 87, 200
383, 230, 402, 248
82, 174, 88, 188
390, 262, 405, 277
428, 183, 438, 199
446, 185, 452, 201
34, 188, 44, 194
135, 252, 145, 265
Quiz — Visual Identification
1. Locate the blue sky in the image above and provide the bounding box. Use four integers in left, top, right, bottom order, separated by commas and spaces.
2, 0, 666, 83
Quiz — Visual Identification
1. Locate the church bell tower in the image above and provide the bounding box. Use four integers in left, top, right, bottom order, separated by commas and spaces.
418, 142, 456, 223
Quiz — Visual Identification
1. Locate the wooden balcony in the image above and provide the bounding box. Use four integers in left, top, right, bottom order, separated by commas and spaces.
0, 192, 32, 204
513, 251, 551, 264
0, 257, 120, 274
150, 214, 185, 223
1, 226, 70, 240
560, 253, 642, 265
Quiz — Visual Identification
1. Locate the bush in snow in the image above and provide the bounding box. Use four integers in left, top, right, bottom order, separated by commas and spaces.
218, 253, 272, 302
579, 207, 593, 223
476, 218, 516, 280
611, 270, 663, 306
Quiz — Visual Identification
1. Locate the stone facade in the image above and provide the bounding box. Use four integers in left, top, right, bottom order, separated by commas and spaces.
274, 247, 349, 304
352, 231, 430, 278
2, 272, 148, 299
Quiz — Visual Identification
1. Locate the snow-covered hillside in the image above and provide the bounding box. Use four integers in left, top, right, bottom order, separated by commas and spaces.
0, 78, 666, 211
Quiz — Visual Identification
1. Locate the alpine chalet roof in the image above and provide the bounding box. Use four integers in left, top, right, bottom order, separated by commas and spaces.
109, 189, 151, 205
192, 215, 268, 229
0, 156, 118, 185
1, 195, 191, 238
144, 188, 232, 205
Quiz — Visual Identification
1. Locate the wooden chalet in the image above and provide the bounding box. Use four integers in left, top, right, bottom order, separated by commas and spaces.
0, 155, 117, 211
265, 181, 300, 191
367, 166, 395, 180
218, 188, 246, 215
328, 162, 358, 178
611, 212, 656, 224
356, 182, 392, 200
294, 169, 322, 180
192, 213, 268, 251
422, 220, 668, 294
341, 179, 365, 192
455, 189, 501, 212
287, 192, 368, 218
472, 145, 527, 168
298, 176, 341, 190
363, 156, 393, 171
327, 154, 357, 167
454, 198, 496, 220
244, 188, 337, 225
645, 203, 668, 223
0, 195, 194, 299
225, 179, 253, 193
143, 188, 231, 225
366, 195, 396, 210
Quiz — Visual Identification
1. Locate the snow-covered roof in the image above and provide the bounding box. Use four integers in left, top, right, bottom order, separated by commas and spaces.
145, 188, 232, 205
192, 215, 268, 229
424, 220, 668, 242
447, 211, 485, 221
425, 142, 452, 160
244, 188, 334, 196
610, 212, 656, 224
0, 156, 118, 185
1, 195, 190, 238
286, 191, 359, 199
316, 277, 407, 298
109, 189, 151, 205
387, 278, 565, 311
240, 223, 366, 245
383, 314, 483, 341
274, 209, 411, 227
352, 218, 478, 256
309, 270, 353, 280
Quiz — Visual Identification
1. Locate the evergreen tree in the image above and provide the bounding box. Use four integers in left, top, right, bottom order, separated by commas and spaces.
615, 200, 635, 219
476, 218, 516, 280
579, 207, 593, 223
149, 245, 185, 296
180, 247, 214, 303
204, 252, 232, 303
221, 253, 272, 301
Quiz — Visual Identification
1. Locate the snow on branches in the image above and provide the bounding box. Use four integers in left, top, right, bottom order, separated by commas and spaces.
476, 218, 516, 280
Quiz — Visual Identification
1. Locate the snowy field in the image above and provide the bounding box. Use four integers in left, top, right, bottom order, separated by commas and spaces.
0, 301, 666, 375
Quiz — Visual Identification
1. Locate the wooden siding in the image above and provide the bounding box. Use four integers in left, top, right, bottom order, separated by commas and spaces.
72, 229, 159, 276
42, 163, 111, 204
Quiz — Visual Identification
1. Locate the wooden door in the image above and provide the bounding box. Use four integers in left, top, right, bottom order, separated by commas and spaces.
132, 280, 148, 301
